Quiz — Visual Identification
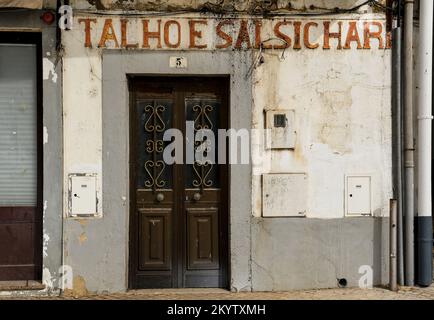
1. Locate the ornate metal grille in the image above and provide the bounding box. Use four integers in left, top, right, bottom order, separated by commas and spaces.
185, 97, 220, 190
137, 99, 173, 191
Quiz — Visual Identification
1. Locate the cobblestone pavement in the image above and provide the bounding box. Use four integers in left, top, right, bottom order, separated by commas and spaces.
1, 286, 434, 300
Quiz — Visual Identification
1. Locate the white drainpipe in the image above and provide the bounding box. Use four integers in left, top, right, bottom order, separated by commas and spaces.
416, 0, 433, 287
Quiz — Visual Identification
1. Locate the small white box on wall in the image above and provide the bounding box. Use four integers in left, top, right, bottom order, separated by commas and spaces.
262, 173, 307, 217
345, 175, 372, 216
68, 174, 99, 218
265, 110, 296, 149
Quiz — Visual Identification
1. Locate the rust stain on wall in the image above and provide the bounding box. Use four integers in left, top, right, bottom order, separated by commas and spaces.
63, 275, 89, 297
316, 89, 353, 154
78, 232, 88, 245
313, 65, 354, 154
78, 219, 89, 227
293, 140, 307, 165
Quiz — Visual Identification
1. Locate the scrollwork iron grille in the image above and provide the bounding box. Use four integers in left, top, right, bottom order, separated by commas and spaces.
185, 97, 221, 190
137, 99, 173, 191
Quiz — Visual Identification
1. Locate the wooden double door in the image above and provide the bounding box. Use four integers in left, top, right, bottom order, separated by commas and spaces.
129, 77, 229, 289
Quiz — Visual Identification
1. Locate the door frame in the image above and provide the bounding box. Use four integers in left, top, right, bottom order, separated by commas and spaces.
127, 76, 231, 289
0, 32, 43, 281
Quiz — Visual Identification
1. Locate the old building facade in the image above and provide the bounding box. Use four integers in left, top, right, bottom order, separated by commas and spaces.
0, 0, 431, 295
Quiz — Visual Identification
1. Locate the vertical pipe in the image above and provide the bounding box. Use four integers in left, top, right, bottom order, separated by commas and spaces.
416, 0, 433, 287
392, 26, 405, 285
398, 0, 406, 287
56, 0, 61, 51
390, 199, 398, 291
403, 0, 415, 286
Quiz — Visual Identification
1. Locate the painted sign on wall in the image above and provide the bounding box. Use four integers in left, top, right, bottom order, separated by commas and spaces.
76, 17, 391, 51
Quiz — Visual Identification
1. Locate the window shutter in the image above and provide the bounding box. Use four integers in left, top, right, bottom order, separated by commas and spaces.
0, 44, 37, 206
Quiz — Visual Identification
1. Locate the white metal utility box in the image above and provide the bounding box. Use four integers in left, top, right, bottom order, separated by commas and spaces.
345, 175, 372, 216
68, 174, 98, 218
262, 173, 307, 217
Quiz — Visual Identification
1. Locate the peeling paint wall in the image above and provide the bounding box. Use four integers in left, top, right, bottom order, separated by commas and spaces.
251, 20, 392, 219
68, 0, 386, 13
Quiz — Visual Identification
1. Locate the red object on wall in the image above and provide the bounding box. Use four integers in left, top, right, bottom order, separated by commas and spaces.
41, 11, 55, 25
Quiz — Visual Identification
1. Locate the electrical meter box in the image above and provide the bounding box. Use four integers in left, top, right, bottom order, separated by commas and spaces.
345, 175, 372, 216
263, 173, 307, 217
68, 174, 98, 218
265, 110, 296, 149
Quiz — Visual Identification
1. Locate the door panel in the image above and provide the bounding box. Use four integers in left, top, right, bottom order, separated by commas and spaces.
183, 93, 225, 287
0, 207, 40, 280
187, 208, 219, 270
132, 93, 176, 287
138, 209, 172, 271
129, 77, 229, 289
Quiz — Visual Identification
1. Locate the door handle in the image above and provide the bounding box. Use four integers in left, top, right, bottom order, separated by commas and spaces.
156, 193, 165, 203
193, 192, 202, 202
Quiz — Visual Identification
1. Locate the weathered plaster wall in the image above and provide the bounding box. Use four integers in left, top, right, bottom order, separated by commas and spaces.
62, 14, 392, 220
0, 11, 63, 295
248, 16, 392, 289
68, 0, 385, 13
62, 10, 392, 292
251, 19, 392, 219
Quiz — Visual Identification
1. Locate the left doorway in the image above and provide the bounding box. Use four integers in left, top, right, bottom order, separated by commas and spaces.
0, 33, 42, 281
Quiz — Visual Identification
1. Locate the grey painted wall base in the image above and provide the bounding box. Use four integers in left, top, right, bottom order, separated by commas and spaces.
252, 217, 389, 291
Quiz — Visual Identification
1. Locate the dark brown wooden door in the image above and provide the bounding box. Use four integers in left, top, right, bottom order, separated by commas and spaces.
129, 77, 229, 289
0, 32, 42, 281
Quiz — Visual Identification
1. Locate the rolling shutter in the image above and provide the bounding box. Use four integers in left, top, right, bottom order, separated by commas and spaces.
0, 44, 37, 206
